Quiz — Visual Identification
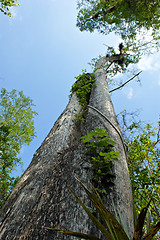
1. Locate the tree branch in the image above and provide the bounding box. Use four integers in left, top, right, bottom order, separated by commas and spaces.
109, 71, 142, 93
154, 125, 160, 146
88, 5, 116, 21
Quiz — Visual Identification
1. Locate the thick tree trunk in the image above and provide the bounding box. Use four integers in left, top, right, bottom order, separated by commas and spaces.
0, 57, 134, 239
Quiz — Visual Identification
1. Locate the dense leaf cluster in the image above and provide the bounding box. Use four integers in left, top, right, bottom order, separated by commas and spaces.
77, 0, 160, 59
0, 88, 37, 209
70, 70, 95, 121
127, 124, 160, 225
77, 0, 160, 38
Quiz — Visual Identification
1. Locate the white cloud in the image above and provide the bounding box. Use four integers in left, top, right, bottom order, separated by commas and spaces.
136, 28, 153, 43
138, 53, 160, 71
123, 87, 133, 99
127, 87, 133, 99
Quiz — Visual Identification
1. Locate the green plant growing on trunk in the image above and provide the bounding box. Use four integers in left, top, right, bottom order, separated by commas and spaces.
70, 70, 95, 121
81, 128, 119, 194
47, 178, 160, 240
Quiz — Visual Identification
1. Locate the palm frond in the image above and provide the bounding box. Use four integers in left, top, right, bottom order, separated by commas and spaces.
133, 200, 151, 240
68, 186, 114, 240
143, 221, 160, 240
74, 177, 129, 240
46, 228, 101, 240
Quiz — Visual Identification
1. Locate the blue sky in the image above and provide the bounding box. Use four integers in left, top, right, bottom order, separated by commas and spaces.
0, 0, 160, 177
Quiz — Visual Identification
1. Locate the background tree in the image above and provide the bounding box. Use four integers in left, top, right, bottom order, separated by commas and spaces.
0, 0, 20, 16
117, 111, 160, 228
0, 88, 37, 209
128, 124, 160, 225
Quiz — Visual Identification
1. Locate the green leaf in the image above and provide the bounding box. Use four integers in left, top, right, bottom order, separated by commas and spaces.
46, 228, 101, 240
0, 88, 37, 210
106, 140, 117, 146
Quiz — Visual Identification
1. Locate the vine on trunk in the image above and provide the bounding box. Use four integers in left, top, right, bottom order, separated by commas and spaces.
81, 128, 119, 194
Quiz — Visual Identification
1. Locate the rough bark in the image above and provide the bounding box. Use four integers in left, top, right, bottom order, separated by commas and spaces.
0, 57, 134, 239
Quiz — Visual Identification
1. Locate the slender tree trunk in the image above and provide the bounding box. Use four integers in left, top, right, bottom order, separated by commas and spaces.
0, 57, 134, 239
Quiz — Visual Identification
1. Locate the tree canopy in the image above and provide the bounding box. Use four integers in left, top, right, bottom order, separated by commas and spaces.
77, 0, 160, 59
0, 88, 37, 209
0, 0, 19, 16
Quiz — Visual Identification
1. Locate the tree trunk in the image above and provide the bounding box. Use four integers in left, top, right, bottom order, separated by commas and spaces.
0, 57, 134, 239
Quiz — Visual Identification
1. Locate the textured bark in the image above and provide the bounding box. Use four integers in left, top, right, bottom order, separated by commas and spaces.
0, 57, 134, 239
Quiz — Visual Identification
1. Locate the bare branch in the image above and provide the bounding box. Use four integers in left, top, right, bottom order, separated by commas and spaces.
154, 123, 160, 146
109, 71, 142, 93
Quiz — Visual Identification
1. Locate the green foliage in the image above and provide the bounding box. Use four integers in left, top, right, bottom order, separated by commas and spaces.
127, 124, 160, 226
70, 70, 95, 121
77, 0, 160, 60
0, 88, 37, 209
0, 0, 20, 16
81, 128, 119, 192
116, 111, 160, 237
77, 0, 160, 39
48, 178, 160, 240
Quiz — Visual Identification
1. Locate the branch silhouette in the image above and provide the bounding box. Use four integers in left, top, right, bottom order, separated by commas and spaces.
109, 71, 142, 93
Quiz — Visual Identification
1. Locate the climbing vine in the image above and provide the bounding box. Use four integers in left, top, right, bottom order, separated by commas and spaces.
81, 128, 119, 194
70, 70, 95, 121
